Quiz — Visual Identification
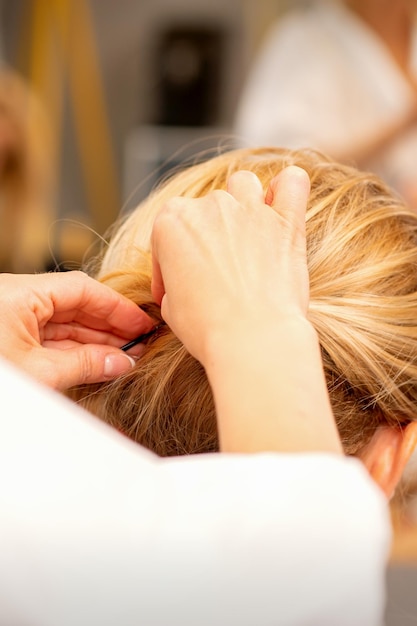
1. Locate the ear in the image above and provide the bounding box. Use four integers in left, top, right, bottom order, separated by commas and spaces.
359, 423, 417, 499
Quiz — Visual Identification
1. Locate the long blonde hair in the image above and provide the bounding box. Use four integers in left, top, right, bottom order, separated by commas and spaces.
70, 146, 417, 457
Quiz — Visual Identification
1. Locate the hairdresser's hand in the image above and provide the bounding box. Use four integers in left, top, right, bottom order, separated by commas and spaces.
152, 166, 341, 455
151, 166, 311, 361
0, 271, 153, 389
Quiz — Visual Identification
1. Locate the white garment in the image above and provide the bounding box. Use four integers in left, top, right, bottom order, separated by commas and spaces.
235, 0, 417, 203
0, 356, 389, 626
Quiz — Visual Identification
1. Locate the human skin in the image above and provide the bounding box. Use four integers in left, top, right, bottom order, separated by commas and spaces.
0, 271, 153, 389
151, 167, 342, 455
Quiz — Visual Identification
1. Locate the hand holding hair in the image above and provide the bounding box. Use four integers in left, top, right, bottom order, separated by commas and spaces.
151, 166, 311, 356
0, 271, 153, 389
151, 166, 342, 455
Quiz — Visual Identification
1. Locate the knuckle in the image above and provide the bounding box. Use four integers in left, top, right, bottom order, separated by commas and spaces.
77, 349, 95, 384
160, 196, 184, 215
155, 198, 188, 230
210, 189, 232, 206
69, 269, 89, 285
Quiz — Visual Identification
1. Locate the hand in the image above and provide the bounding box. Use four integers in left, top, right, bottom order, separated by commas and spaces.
151, 166, 341, 454
0, 271, 153, 389
151, 166, 311, 364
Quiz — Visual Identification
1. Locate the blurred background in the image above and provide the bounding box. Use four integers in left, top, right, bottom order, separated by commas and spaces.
1, 1, 417, 623
0, 0, 293, 270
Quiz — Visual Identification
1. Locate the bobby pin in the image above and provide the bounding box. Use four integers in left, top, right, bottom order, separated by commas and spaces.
120, 323, 165, 352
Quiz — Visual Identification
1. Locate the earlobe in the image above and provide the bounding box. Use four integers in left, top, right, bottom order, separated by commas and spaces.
359, 422, 417, 499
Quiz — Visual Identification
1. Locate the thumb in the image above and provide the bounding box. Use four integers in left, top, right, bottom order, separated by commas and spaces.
39, 346, 136, 390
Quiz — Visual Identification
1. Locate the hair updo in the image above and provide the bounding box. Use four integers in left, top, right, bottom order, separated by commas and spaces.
68, 146, 417, 457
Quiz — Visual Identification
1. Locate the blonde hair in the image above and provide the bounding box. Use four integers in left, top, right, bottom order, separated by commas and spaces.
70, 146, 417, 457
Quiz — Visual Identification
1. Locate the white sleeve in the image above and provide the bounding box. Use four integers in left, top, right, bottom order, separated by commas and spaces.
0, 357, 389, 626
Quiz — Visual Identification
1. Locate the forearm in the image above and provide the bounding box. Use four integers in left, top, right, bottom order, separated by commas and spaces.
204, 317, 342, 455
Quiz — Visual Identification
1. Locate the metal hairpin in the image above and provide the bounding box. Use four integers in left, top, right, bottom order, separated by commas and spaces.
120, 323, 165, 352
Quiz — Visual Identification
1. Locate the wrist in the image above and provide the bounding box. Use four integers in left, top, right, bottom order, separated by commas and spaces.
202, 316, 342, 455
202, 315, 318, 373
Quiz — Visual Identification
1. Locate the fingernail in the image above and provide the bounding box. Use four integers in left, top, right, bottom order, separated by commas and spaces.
104, 353, 136, 378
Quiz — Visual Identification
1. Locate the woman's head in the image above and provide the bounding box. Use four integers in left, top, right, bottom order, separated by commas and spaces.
71, 146, 417, 460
